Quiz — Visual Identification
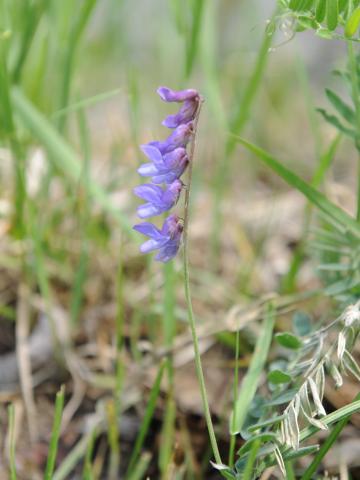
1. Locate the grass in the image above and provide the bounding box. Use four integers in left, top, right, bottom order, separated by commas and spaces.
1, 1, 360, 479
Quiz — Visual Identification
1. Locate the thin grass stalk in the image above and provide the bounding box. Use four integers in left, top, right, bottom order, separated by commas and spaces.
159, 261, 176, 476
228, 327, 241, 467
182, 100, 222, 465
44, 385, 65, 480
8, 403, 17, 480
82, 426, 98, 480
125, 360, 167, 477
242, 439, 261, 480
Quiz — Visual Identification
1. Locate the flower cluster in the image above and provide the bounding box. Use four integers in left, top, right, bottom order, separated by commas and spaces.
133, 87, 200, 262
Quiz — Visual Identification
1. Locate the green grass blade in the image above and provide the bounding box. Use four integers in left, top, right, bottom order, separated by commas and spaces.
242, 439, 261, 480
300, 393, 360, 480
8, 403, 17, 480
231, 304, 275, 435
225, 23, 275, 157
10, 87, 134, 237
232, 135, 360, 237
127, 452, 152, 480
82, 426, 98, 480
52, 88, 122, 119
185, 0, 205, 78
159, 395, 176, 475
125, 360, 167, 477
53, 433, 90, 480
57, 0, 99, 133
44, 385, 65, 480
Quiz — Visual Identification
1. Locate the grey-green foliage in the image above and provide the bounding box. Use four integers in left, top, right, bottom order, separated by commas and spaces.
311, 222, 360, 302
317, 59, 360, 147
230, 301, 360, 479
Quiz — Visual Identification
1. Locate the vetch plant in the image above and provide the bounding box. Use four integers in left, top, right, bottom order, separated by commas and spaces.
134, 87, 223, 467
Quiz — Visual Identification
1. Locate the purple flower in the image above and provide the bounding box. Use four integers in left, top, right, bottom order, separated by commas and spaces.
138, 146, 189, 184
148, 122, 194, 154
134, 179, 183, 218
157, 87, 199, 102
157, 87, 200, 129
133, 214, 183, 262
162, 99, 199, 128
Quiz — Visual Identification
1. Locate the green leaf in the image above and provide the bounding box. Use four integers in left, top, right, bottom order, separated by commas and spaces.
297, 15, 318, 30
317, 108, 356, 138
266, 388, 299, 407
326, 0, 339, 31
345, 7, 360, 37
268, 369, 292, 384
289, 0, 315, 11
247, 415, 286, 432
316, 0, 327, 22
237, 432, 278, 456
276, 332, 303, 349
292, 311, 312, 336
230, 304, 275, 434
325, 88, 355, 124
338, 0, 348, 13
231, 136, 360, 238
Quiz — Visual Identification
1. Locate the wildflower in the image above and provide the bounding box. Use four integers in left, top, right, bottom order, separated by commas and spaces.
157, 87, 199, 102
133, 214, 183, 262
157, 87, 200, 129
148, 121, 194, 154
138, 146, 189, 184
134, 180, 183, 218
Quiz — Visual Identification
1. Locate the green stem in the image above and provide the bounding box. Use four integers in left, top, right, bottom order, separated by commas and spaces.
182, 100, 222, 466
228, 328, 240, 467
347, 40, 360, 221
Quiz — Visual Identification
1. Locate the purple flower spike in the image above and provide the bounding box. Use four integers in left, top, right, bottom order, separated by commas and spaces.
149, 122, 194, 154
134, 180, 183, 218
133, 214, 183, 262
157, 87, 199, 103
138, 146, 189, 184
134, 86, 199, 261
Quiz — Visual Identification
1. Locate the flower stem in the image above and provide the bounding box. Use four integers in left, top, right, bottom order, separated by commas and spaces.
182, 100, 222, 466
